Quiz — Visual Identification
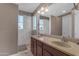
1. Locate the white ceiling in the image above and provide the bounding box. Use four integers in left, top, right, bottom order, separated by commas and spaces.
17, 3, 74, 16
42, 3, 74, 16
18, 3, 40, 13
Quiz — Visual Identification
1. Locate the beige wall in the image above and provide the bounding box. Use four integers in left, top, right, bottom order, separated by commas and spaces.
0, 4, 18, 55
51, 16, 62, 35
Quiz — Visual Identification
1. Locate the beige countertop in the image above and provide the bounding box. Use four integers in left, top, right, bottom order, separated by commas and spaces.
31, 35, 79, 56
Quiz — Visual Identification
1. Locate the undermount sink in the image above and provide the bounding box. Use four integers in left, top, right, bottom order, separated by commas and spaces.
51, 41, 71, 48
36, 35, 42, 37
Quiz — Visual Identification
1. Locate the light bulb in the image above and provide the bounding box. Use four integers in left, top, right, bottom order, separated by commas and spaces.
45, 8, 48, 12
62, 10, 66, 13
41, 7, 44, 11
41, 12, 44, 14
37, 11, 40, 13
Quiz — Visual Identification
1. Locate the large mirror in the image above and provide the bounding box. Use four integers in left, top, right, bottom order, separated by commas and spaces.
32, 3, 79, 39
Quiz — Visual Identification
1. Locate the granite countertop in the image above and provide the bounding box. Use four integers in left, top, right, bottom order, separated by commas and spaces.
31, 35, 79, 56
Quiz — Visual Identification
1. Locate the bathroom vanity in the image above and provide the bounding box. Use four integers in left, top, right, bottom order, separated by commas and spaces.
31, 35, 77, 56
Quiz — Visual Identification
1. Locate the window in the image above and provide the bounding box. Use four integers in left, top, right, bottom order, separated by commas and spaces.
39, 19, 44, 30
18, 15, 24, 30
33, 16, 37, 30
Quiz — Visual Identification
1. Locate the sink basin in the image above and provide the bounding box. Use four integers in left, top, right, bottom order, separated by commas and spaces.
36, 35, 43, 37
51, 41, 71, 48
36, 35, 45, 40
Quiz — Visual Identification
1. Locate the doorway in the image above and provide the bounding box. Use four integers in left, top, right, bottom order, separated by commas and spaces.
18, 15, 31, 51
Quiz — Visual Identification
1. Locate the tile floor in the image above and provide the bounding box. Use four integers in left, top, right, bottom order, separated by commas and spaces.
11, 44, 33, 56
11, 50, 33, 56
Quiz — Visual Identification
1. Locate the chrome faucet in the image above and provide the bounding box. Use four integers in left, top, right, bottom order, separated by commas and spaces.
61, 36, 69, 42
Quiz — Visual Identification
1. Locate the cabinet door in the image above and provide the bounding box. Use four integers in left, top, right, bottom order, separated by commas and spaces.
37, 41, 42, 56
43, 43, 69, 56
33, 39, 37, 56
37, 45, 42, 56
43, 49, 52, 56
31, 38, 34, 54
31, 38, 37, 56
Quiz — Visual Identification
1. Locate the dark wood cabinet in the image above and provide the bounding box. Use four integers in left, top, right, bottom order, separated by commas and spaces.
43, 43, 69, 56
31, 38, 34, 54
37, 45, 42, 56
33, 39, 37, 56
31, 37, 70, 56
43, 49, 52, 56
31, 37, 37, 56
37, 40, 42, 56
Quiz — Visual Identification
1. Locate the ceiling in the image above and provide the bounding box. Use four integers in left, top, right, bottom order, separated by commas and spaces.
42, 3, 74, 16
18, 3, 40, 13
17, 3, 74, 16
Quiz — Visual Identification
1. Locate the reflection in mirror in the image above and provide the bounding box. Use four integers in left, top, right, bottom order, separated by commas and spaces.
39, 16, 49, 35
32, 3, 79, 40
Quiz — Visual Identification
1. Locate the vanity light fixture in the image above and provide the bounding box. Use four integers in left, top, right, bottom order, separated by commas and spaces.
37, 5, 48, 14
